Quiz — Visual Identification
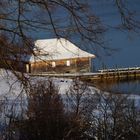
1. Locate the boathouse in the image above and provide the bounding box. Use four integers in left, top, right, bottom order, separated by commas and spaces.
26, 38, 95, 73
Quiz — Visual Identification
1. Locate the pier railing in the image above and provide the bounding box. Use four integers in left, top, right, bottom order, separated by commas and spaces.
98, 67, 140, 73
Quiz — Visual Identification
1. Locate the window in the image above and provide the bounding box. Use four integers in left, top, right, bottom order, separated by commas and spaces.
66, 60, 70, 66
52, 61, 56, 67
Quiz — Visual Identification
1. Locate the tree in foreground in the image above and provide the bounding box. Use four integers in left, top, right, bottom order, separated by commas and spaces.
16, 80, 67, 140
0, 79, 140, 140
11, 79, 92, 140
90, 92, 140, 140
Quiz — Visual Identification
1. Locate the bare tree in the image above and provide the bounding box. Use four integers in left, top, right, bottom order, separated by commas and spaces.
5, 79, 67, 140
0, 0, 140, 82
0, 0, 105, 85
10, 79, 95, 140
64, 78, 95, 139
115, 0, 140, 31
90, 92, 140, 140
0, 1, 140, 139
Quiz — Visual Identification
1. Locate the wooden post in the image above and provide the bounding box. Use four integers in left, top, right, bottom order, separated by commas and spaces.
117, 71, 120, 80
89, 58, 91, 72
26, 64, 29, 73
134, 70, 136, 79
26, 63, 31, 73
126, 71, 129, 80
75, 59, 77, 72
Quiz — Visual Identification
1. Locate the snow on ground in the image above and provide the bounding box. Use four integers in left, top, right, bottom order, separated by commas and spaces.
0, 69, 25, 100
0, 69, 140, 107
0, 69, 97, 100
30, 76, 73, 94
0, 69, 72, 99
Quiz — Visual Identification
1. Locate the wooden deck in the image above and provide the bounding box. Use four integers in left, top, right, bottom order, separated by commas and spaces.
29, 67, 140, 82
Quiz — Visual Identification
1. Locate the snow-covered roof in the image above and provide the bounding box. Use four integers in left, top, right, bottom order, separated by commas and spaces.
29, 38, 95, 62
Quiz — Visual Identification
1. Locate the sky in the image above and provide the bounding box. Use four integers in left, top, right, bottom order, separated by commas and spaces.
91, 0, 140, 70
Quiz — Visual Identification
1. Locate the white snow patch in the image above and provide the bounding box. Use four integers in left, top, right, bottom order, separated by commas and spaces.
0, 69, 25, 100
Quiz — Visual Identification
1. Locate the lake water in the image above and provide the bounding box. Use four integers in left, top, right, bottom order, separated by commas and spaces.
95, 79, 140, 95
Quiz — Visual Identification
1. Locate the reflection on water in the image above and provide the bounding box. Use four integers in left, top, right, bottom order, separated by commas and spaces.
95, 79, 140, 95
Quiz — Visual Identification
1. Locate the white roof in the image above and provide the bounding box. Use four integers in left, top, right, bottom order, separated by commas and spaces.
29, 38, 95, 62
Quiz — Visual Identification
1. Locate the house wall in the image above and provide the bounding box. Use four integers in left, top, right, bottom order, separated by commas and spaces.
29, 57, 91, 73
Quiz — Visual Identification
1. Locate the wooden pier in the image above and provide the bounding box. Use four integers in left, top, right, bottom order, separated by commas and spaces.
29, 67, 140, 82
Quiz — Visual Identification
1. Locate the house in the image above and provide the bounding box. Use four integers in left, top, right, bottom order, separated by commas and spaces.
26, 38, 96, 73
